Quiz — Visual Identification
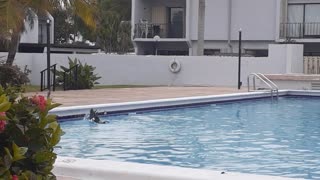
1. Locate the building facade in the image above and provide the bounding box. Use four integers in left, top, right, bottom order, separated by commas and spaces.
131, 0, 320, 56
20, 13, 55, 45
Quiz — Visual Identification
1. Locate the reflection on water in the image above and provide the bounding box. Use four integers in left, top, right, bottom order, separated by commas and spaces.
56, 97, 320, 179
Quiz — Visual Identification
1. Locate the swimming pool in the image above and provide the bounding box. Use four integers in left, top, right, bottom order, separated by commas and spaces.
55, 95, 320, 179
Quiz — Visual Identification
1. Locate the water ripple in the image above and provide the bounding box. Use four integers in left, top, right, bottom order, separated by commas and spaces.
56, 97, 320, 179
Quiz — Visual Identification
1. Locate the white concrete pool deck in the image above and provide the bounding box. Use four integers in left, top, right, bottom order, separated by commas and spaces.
25, 87, 245, 107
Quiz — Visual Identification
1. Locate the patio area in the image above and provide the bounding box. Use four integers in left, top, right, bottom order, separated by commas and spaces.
25, 87, 245, 107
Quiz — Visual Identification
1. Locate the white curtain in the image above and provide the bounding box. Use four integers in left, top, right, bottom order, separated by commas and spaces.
305, 4, 320, 36
287, 5, 304, 37
305, 4, 320, 23
288, 5, 304, 23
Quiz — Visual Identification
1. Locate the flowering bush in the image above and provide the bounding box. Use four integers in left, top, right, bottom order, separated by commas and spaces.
0, 87, 63, 179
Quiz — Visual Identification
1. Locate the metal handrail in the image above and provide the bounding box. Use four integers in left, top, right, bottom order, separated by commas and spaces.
247, 73, 279, 99
280, 22, 320, 39
257, 73, 279, 90
40, 64, 57, 91
134, 23, 186, 39
63, 64, 79, 91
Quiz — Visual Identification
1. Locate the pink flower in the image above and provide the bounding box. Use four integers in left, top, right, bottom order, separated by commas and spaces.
0, 112, 6, 133
31, 95, 47, 112
12, 175, 18, 180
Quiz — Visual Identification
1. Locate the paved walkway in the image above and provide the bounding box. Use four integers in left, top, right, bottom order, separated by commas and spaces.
26, 87, 245, 107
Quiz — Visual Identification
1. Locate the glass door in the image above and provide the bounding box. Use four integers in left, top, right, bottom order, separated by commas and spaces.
287, 4, 304, 38
168, 7, 184, 38
305, 4, 320, 37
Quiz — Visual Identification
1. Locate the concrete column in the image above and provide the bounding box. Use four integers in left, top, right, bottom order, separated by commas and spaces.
186, 0, 191, 39
197, 0, 205, 56
281, 0, 288, 24
286, 44, 304, 74
275, 0, 287, 41
227, 0, 233, 53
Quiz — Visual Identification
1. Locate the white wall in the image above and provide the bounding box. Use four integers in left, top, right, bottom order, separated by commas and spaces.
230, 0, 277, 41
0, 44, 304, 87
189, 0, 278, 41
286, 44, 304, 73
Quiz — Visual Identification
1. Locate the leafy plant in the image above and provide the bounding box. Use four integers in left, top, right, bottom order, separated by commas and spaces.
0, 86, 63, 179
0, 61, 31, 88
0, 0, 96, 66
56, 57, 101, 90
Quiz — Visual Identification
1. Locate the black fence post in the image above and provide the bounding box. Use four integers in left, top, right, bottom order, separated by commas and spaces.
238, 29, 242, 90
46, 20, 51, 97
63, 72, 66, 91
53, 64, 56, 91
40, 71, 43, 91
75, 65, 78, 89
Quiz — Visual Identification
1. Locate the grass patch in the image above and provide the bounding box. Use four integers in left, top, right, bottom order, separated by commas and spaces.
23, 85, 41, 93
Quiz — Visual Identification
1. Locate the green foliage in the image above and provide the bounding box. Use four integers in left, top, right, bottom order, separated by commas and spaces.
0, 0, 96, 65
0, 86, 63, 179
52, 8, 74, 44
56, 57, 101, 90
73, 0, 133, 53
0, 61, 30, 88
96, 0, 132, 53
116, 21, 133, 54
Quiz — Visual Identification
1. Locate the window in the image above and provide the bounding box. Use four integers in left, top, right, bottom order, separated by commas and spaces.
38, 20, 48, 44
168, 7, 184, 38
288, 5, 303, 23
245, 50, 269, 57
204, 49, 220, 56
305, 4, 320, 23
287, 4, 320, 37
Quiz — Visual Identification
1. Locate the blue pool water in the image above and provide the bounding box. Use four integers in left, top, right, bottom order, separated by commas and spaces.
56, 96, 320, 179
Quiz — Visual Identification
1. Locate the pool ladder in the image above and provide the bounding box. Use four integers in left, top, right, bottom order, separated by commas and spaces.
247, 73, 279, 99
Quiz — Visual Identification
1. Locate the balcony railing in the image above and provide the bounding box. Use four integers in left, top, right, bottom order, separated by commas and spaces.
280, 22, 320, 39
134, 23, 185, 39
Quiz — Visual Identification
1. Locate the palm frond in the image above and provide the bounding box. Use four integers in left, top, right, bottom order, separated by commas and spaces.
0, 0, 97, 35
0, 0, 26, 33
71, 0, 97, 29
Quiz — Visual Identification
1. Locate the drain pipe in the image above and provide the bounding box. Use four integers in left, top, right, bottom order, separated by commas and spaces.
227, 0, 233, 53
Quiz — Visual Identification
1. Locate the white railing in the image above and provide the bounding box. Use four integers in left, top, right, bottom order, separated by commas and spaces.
304, 56, 320, 74
247, 73, 279, 99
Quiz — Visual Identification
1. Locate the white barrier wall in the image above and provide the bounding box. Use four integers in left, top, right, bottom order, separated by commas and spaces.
0, 44, 303, 87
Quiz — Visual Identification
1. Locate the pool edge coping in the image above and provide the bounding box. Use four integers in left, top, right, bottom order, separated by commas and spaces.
51, 90, 320, 119
53, 157, 298, 180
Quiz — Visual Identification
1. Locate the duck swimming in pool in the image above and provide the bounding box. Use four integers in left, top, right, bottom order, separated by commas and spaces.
87, 109, 108, 124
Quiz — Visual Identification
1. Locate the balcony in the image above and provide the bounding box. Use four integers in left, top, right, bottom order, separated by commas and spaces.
134, 23, 185, 39
280, 22, 320, 39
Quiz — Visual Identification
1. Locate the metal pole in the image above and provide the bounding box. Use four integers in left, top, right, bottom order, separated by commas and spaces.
53, 64, 56, 91
46, 20, 51, 98
238, 29, 242, 90
153, 36, 160, 56
40, 71, 43, 91
155, 41, 158, 56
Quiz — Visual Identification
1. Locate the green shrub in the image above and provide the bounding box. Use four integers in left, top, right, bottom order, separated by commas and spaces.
56, 57, 101, 90
0, 61, 30, 88
0, 86, 63, 179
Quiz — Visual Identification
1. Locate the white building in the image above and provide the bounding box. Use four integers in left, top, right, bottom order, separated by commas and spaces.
18, 13, 100, 54
131, 0, 320, 56
20, 13, 55, 45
